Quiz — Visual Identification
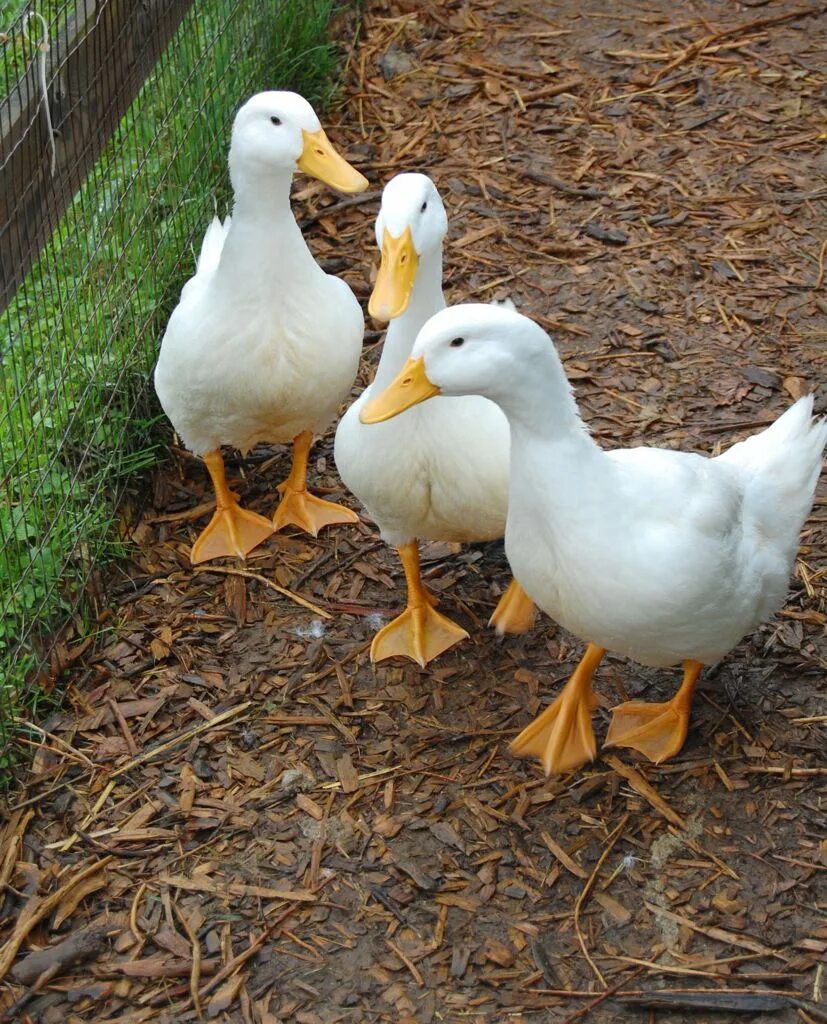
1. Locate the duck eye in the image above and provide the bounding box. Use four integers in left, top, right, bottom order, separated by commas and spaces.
270, 116, 282, 126
420, 201, 428, 213
449, 336, 465, 348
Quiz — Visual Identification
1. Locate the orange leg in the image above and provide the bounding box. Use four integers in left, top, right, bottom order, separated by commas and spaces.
371, 542, 469, 668
489, 578, 537, 635
510, 644, 605, 775
190, 450, 273, 565
273, 430, 359, 535
604, 660, 703, 764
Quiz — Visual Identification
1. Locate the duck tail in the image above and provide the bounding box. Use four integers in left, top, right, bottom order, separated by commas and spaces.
718, 394, 827, 540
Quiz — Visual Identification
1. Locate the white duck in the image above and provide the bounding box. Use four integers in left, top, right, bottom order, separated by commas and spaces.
361, 303, 827, 772
155, 92, 368, 564
334, 174, 535, 667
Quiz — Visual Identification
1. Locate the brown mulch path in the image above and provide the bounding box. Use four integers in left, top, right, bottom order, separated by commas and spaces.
3, 1, 827, 1021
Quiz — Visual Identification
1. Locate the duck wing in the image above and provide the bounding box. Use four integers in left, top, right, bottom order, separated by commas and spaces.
179, 215, 232, 305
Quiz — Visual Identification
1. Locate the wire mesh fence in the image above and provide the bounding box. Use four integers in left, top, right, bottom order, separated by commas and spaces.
0, 0, 341, 764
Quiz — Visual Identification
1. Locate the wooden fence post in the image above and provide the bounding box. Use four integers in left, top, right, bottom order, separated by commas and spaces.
0, 0, 195, 314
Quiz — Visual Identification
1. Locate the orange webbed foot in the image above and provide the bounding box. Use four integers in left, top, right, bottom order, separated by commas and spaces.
273, 488, 359, 536
604, 660, 702, 764
371, 602, 468, 668
191, 505, 273, 564
489, 579, 537, 636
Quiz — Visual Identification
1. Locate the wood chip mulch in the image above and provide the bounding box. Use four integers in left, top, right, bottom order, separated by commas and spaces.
2, 1, 826, 1022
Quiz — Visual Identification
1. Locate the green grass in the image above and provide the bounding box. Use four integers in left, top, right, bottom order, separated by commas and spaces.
0, 0, 345, 768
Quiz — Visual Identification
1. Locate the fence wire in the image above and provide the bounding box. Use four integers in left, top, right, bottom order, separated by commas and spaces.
0, 0, 340, 763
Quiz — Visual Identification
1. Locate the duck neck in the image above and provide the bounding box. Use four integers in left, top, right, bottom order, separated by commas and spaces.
497, 345, 599, 464
232, 169, 297, 226
501, 359, 607, 532
372, 246, 445, 391
224, 172, 318, 280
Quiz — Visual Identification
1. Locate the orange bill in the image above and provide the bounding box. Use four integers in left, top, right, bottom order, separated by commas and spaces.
297, 128, 368, 193
360, 356, 440, 424
368, 227, 419, 321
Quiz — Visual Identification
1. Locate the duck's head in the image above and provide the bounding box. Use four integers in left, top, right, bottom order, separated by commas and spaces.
369, 173, 447, 321
360, 303, 550, 422
229, 91, 368, 193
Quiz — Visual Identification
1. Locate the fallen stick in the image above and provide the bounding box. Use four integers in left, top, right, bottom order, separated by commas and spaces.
559, 966, 646, 1024
192, 565, 333, 619
111, 956, 220, 979
519, 167, 608, 198
573, 813, 630, 985
109, 702, 251, 778
0, 857, 112, 982
521, 77, 583, 103
604, 755, 686, 828
2, 963, 61, 1022
11, 921, 113, 985
159, 903, 301, 1018
618, 990, 801, 1015
0, 810, 34, 891
196, 904, 297, 1000
532, 987, 827, 1022
299, 189, 380, 229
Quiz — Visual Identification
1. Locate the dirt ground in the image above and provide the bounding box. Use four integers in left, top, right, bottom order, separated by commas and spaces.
2, 1, 826, 1021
